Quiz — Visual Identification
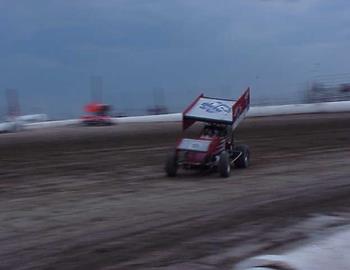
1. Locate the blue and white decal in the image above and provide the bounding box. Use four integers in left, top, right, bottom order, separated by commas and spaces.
199, 102, 231, 114
185, 97, 236, 123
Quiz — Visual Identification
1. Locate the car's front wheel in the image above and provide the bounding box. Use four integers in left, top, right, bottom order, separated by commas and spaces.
219, 151, 231, 178
165, 152, 178, 177
234, 144, 250, 168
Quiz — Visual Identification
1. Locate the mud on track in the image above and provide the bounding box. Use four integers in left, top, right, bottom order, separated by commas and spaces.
1, 113, 350, 270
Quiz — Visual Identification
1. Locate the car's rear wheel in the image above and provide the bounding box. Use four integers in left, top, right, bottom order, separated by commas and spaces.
234, 144, 250, 168
165, 153, 178, 177
219, 151, 231, 178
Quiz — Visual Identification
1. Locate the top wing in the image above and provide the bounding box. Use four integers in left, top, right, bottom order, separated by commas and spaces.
183, 88, 250, 130
84, 103, 111, 113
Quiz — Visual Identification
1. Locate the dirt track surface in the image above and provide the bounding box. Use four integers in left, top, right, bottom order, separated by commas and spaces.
1, 114, 350, 270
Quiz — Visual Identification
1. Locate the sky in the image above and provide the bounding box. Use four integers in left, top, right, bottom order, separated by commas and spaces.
1, 0, 350, 118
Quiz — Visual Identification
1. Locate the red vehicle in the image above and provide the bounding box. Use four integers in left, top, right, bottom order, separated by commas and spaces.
165, 88, 250, 178
81, 103, 113, 126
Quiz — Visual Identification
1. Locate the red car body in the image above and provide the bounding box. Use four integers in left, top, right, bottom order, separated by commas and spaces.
81, 103, 113, 126
81, 114, 112, 125
175, 132, 229, 167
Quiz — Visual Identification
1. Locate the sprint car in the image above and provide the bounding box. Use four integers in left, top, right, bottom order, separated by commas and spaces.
81, 103, 113, 126
165, 88, 250, 178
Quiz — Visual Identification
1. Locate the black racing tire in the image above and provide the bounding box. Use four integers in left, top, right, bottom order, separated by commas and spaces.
165, 153, 178, 177
219, 151, 231, 178
234, 144, 250, 169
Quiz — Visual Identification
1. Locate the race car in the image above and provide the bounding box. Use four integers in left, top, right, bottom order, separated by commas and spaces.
165, 88, 250, 178
81, 103, 113, 126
